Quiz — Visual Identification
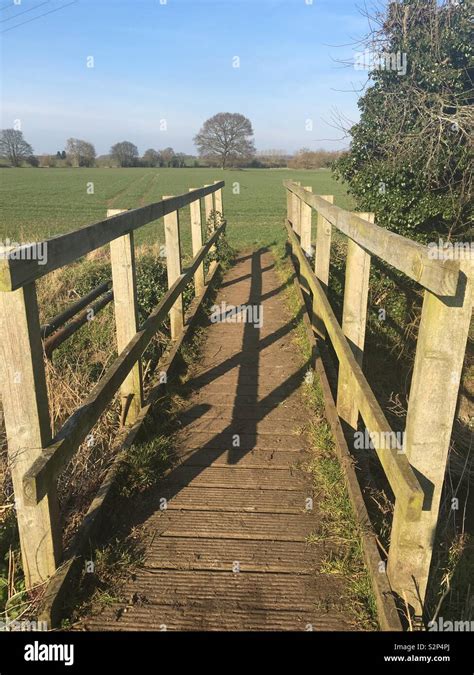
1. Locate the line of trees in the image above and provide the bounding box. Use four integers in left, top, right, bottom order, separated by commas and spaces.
289, 148, 345, 170
0, 125, 343, 170
0, 132, 198, 169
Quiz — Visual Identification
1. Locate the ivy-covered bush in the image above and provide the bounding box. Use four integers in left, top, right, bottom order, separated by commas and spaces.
334, 0, 473, 242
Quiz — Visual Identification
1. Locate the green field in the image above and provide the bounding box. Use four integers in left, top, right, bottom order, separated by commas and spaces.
0, 168, 353, 256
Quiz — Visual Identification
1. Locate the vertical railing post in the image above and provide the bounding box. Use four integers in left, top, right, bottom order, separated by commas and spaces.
298, 186, 314, 305
286, 188, 297, 267
336, 212, 374, 428
213, 181, 224, 265
300, 186, 313, 257
292, 182, 302, 238
108, 209, 143, 425
286, 188, 293, 229
204, 185, 216, 256
213, 180, 224, 219
312, 195, 334, 339
0, 281, 61, 588
163, 196, 184, 339
387, 263, 473, 616
189, 190, 205, 296
204, 184, 215, 229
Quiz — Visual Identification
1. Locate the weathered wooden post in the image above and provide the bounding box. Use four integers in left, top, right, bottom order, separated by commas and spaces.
286, 188, 293, 229
336, 213, 374, 428
189, 190, 205, 297
163, 197, 184, 339
300, 186, 313, 257
312, 195, 334, 339
204, 184, 216, 256
297, 186, 314, 306
292, 182, 302, 238
286, 186, 296, 267
213, 180, 224, 218
387, 262, 473, 616
108, 209, 143, 426
204, 184, 215, 232
0, 278, 61, 587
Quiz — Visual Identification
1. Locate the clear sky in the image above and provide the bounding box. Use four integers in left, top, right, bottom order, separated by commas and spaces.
1, 0, 373, 155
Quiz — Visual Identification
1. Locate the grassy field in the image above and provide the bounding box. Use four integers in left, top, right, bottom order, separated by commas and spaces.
0, 167, 353, 255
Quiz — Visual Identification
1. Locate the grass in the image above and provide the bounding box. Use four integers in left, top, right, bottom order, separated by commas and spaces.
116, 437, 172, 499
0, 167, 354, 253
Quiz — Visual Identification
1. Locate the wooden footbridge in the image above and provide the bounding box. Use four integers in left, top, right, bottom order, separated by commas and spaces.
0, 180, 471, 630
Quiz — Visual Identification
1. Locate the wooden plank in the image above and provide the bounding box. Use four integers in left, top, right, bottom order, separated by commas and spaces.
23, 224, 226, 505
337, 212, 374, 429
0, 182, 225, 292
189, 191, 205, 296
109, 209, 143, 425
0, 282, 61, 586
213, 180, 223, 217
284, 181, 460, 296
204, 184, 215, 232
163, 197, 184, 340
300, 186, 312, 256
204, 185, 216, 254
292, 181, 301, 237
313, 195, 334, 339
287, 222, 424, 521
286, 190, 293, 229
314, 194, 334, 291
387, 264, 473, 615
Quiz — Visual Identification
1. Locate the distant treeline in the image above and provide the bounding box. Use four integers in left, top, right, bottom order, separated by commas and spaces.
0, 130, 345, 170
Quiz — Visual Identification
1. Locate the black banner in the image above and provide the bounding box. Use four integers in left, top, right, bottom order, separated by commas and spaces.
0, 630, 471, 673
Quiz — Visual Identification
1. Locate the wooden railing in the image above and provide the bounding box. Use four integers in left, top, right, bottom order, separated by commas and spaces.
0, 181, 225, 588
284, 180, 473, 616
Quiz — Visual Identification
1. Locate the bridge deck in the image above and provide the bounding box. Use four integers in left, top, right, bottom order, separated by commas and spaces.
84, 250, 355, 631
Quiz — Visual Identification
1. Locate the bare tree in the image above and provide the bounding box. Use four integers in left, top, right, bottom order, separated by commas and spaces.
194, 113, 255, 169
110, 141, 139, 167
66, 138, 96, 167
0, 129, 33, 167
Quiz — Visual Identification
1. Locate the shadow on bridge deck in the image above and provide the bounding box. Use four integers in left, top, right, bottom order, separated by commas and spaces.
82, 248, 357, 631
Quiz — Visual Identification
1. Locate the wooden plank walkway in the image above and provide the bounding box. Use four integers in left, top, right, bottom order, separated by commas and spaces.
83, 250, 355, 631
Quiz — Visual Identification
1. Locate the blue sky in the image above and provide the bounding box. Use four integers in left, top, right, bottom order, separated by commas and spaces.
1, 0, 373, 155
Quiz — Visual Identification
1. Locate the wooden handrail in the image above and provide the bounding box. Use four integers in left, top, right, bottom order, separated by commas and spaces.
285, 179, 473, 616
23, 222, 226, 506
284, 180, 460, 296
0, 180, 225, 589
287, 222, 424, 521
0, 182, 224, 292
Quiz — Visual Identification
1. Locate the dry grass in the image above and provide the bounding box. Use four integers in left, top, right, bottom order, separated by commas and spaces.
0, 235, 231, 620
0, 245, 171, 564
